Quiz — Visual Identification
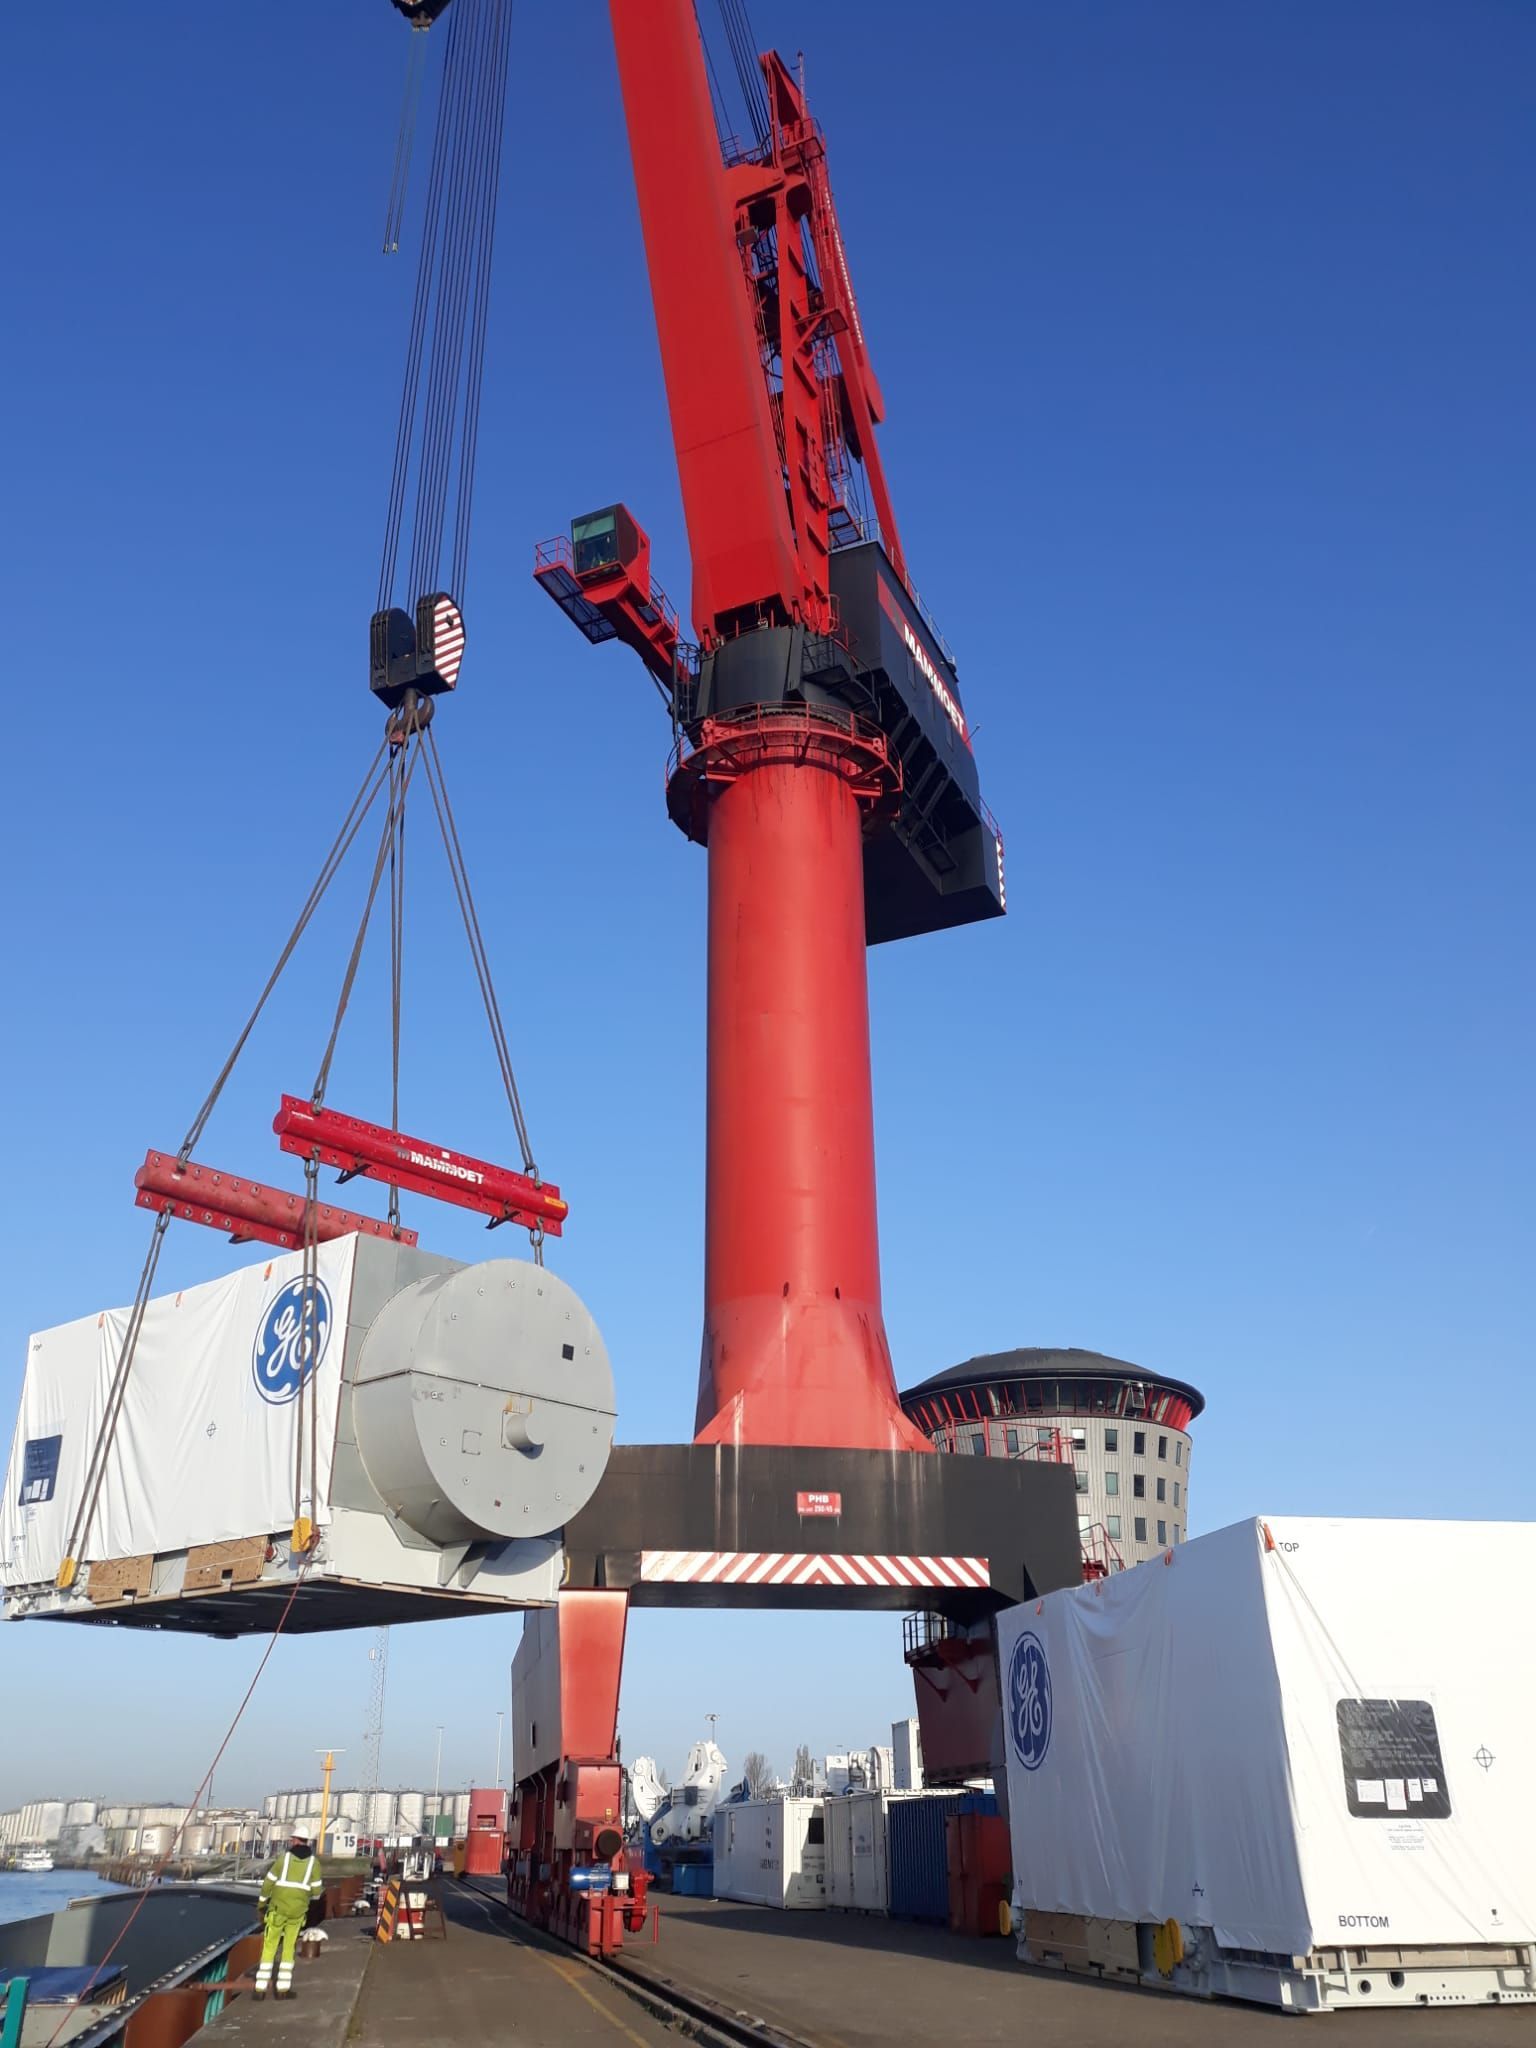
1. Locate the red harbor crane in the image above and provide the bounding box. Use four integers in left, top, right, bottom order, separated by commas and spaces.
536, 2, 1005, 1456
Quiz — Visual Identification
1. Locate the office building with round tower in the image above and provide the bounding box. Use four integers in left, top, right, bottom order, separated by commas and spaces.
899, 1347, 1205, 1571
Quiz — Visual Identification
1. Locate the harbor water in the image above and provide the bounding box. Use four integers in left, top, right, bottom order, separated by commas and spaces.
0, 1868, 127, 1927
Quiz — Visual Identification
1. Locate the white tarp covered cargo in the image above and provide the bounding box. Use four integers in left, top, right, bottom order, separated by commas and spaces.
3, 1238, 360, 1585
2, 1236, 614, 1631
999, 1516, 1536, 2000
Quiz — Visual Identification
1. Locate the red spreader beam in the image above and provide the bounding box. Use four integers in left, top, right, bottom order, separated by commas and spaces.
135, 1151, 418, 1252
272, 1096, 567, 1235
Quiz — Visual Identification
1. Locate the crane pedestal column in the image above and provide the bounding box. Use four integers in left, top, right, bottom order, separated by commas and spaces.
667, 708, 927, 1453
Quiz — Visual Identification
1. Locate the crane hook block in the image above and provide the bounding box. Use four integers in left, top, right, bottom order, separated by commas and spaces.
273, 1097, 568, 1236
389, 0, 454, 24
370, 592, 466, 708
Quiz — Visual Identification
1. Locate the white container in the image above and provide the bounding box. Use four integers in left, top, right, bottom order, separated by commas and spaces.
824, 1790, 895, 1913
712, 1798, 825, 1909
891, 1718, 923, 1791
1000, 1516, 1536, 2012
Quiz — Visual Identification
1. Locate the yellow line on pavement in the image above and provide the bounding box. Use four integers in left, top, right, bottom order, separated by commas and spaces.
542, 1952, 655, 2047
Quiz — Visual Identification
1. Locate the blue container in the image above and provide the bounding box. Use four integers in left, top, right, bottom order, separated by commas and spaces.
887, 1791, 999, 1923
673, 1863, 714, 1898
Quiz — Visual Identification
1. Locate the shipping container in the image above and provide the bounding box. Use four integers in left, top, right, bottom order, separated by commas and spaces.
825, 1790, 905, 1913
887, 1790, 997, 1924
674, 1863, 713, 1898
712, 1798, 825, 1909
464, 1830, 505, 1877
946, 1812, 1011, 1936
1000, 1515, 1536, 2012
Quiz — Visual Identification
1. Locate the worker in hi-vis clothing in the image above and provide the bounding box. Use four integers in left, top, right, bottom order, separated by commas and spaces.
254, 1833, 324, 1999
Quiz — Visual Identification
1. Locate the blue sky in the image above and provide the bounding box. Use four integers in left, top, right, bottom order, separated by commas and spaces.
0, 0, 1530, 1811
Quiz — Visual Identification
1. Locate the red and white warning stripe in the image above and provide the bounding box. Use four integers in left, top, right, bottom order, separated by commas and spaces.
639, 1551, 990, 1590
429, 594, 465, 688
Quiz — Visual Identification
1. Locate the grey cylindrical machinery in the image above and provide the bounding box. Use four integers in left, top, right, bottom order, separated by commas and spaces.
351, 1258, 615, 1546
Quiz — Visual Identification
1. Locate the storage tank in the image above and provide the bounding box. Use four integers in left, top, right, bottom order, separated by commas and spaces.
181, 1823, 217, 1858
397, 1791, 425, 1833
137, 1825, 177, 1859
65, 1800, 98, 1827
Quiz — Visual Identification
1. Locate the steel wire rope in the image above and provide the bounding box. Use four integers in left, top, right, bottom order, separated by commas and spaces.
449, 0, 512, 602
406, 2, 483, 600
383, 24, 431, 255
387, 743, 408, 1227
57, 744, 394, 1585
42, 1555, 319, 2048
378, 0, 465, 608
415, 727, 539, 1217
178, 742, 392, 1162
410, 0, 500, 599
311, 733, 425, 1111
716, 0, 769, 146
55, 1211, 172, 1586
694, 2, 735, 152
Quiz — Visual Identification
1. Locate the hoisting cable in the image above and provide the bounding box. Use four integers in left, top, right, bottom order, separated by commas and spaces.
377, 0, 513, 619
42, 1553, 318, 2048
715, 0, 770, 148
387, 728, 408, 1229
416, 722, 536, 1176
310, 725, 424, 1113
178, 740, 393, 1165
54, 1213, 171, 1592
382, 23, 431, 255
56, 740, 398, 1589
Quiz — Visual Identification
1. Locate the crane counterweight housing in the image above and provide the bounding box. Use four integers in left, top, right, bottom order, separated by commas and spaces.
1, 1236, 616, 1635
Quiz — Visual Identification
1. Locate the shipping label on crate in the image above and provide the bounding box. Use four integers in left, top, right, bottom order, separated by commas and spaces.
18, 1435, 62, 1507
1337, 1698, 1452, 1820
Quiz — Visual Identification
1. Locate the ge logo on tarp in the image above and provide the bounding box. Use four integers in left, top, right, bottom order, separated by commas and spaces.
252, 1278, 333, 1406
1007, 1630, 1052, 1770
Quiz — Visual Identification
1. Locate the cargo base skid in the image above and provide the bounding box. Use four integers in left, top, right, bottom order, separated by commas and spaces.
1019, 1910, 1536, 2012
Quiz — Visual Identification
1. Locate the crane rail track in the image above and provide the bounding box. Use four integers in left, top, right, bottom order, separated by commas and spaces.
454, 1875, 820, 2048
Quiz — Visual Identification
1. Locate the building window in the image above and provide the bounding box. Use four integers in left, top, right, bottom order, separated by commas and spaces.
1156, 1477, 1166, 1502
1174, 1525, 1182, 1543
1133, 1431, 1146, 1455
1070, 1427, 1087, 1450
1173, 1481, 1181, 1507
1005, 1427, 1019, 1455
1105, 1470, 1119, 1496
1104, 1426, 1118, 1452
1133, 1474, 1145, 1499
1176, 1440, 1184, 1466
1107, 1514, 1121, 1540
969, 1433, 987, 1455
1074, 1469, 1089, 1494
1158, 1434, 1168, 1460
1036, 1426, 1054, 1445
1134, 1517, 1147, 1544
1157, 1519, 1167, 1546
1077, 1515, 1091, 1535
